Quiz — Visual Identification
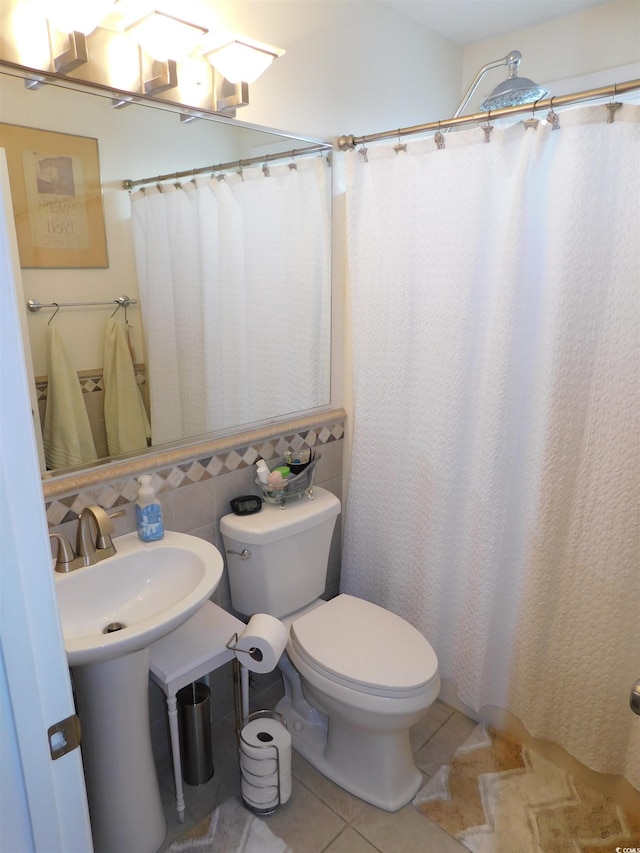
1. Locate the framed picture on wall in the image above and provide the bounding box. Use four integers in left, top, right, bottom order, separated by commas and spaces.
0, 122, 108, 268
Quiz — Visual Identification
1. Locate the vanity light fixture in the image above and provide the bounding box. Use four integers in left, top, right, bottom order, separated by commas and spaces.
141, 56, 178, 95
125, 11, 208, 62
50, 29, 89, 74
46, 0, 117, 36
213, 72, 249, 115
46, 0, 116, 74
204, 38, 285, 84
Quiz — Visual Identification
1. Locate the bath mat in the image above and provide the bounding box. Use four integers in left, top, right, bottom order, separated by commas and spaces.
169, 796, 291, 852
413, 724, 640, 853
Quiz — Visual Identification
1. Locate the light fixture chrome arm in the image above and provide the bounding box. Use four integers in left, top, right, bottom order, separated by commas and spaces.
452, 51, 521, 120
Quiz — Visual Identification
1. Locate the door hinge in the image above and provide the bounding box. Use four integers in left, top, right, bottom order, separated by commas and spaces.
48, 714, 81, 760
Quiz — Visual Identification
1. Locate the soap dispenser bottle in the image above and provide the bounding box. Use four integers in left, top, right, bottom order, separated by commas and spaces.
136, 475, 164, 542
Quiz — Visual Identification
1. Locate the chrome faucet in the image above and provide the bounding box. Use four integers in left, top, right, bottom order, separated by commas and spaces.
50, 505, 125, 573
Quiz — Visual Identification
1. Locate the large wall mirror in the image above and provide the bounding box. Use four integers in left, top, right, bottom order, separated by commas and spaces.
0, 68, 333, 480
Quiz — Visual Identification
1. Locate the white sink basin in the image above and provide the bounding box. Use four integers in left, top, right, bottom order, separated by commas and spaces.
55, 530, 223, 666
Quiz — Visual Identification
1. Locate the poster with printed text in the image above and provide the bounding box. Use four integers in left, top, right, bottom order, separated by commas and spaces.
0, 123, 107, 268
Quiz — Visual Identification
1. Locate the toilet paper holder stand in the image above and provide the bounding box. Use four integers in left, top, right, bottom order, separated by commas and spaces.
226, 633, 289, 814
238, 708, 289, 815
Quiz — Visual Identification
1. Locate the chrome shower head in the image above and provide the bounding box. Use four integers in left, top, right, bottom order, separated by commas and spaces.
452, 50, 549, 121
479, 51, 548, 111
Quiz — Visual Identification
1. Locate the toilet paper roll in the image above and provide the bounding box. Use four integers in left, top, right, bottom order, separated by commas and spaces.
240, 752, 278, 777
241, 777, 279, 808
233, 613, 288, 674
240, 717, 291, 780
241, 769, 292, 805
242, 766, 278, 788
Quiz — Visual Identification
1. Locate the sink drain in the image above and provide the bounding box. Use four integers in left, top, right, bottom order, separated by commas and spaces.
104, 622, 126, 634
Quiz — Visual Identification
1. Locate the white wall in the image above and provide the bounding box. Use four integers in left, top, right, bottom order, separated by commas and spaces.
121, 0, 463, 140
216, 0, 464, 139
462, 0, 640, 112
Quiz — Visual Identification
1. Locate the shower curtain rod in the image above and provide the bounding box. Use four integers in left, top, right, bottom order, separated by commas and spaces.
122, 143, 331, 190
337, 78, 640, 149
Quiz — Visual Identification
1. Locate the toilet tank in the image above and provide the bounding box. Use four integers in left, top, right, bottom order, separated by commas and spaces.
220, 487, 341, 618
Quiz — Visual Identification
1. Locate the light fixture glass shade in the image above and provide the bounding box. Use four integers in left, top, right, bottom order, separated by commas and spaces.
206, 40, 282, 84
47, 0, 116, 35
126, 12, 208, 61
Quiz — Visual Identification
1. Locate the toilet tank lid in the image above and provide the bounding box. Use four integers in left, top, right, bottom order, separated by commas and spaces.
220, 487, 341, 545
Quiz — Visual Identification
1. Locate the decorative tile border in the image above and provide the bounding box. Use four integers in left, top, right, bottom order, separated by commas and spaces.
35, 366, 147, 401
45, 413, 345, 526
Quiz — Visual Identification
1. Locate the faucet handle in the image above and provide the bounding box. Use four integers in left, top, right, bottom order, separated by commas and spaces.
97, 509, 125, 549
49, 533, 77, 573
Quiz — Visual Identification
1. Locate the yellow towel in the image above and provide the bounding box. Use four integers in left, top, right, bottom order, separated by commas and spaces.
103, 317, 151, 456
43, 325, 97, 470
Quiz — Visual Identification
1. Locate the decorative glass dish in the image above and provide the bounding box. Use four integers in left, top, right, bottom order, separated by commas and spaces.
255, 454, 321, 507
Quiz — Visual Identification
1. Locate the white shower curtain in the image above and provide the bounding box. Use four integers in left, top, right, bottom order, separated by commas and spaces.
130, 157, 331, 446
342, 105, 640, 789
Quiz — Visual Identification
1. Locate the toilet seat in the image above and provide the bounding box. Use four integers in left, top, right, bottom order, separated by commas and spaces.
289, 594, 438, 699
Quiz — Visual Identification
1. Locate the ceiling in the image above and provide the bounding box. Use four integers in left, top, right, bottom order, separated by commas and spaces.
380, 0, 611, 44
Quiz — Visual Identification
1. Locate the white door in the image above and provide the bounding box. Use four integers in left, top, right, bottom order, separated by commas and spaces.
0, 152, 93, 852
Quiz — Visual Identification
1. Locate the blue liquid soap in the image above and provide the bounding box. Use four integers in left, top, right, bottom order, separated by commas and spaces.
136, 475, 164, 542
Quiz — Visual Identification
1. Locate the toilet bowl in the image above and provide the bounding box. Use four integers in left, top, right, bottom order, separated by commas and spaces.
220, 486, 440, 811
276, 594, 440, 810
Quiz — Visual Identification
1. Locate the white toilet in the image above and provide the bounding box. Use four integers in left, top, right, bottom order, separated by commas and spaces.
220, 486, 440, 811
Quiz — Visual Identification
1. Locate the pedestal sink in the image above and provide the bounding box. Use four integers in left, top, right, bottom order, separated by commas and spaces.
54, 531, 223, 853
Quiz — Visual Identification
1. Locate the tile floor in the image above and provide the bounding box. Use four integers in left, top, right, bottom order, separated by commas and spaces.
155, 681, 475, 853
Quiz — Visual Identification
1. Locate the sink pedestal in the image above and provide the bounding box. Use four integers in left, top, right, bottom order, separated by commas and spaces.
73, 649, 166, 853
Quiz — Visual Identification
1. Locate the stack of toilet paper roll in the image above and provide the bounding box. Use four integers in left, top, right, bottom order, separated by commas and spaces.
240, 714, 292, 813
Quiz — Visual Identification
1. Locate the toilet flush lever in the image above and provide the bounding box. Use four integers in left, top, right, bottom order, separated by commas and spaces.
227, 549, 251, 560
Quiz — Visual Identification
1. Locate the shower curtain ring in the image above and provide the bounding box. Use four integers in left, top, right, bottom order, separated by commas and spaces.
523, 100, 540, 130
48, 303, 60, 325
481, 110, 494, 143
434, 122, 445, 149
393, 130, 407, 154
606, 84, 622, 123
546, 97, 560, 131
